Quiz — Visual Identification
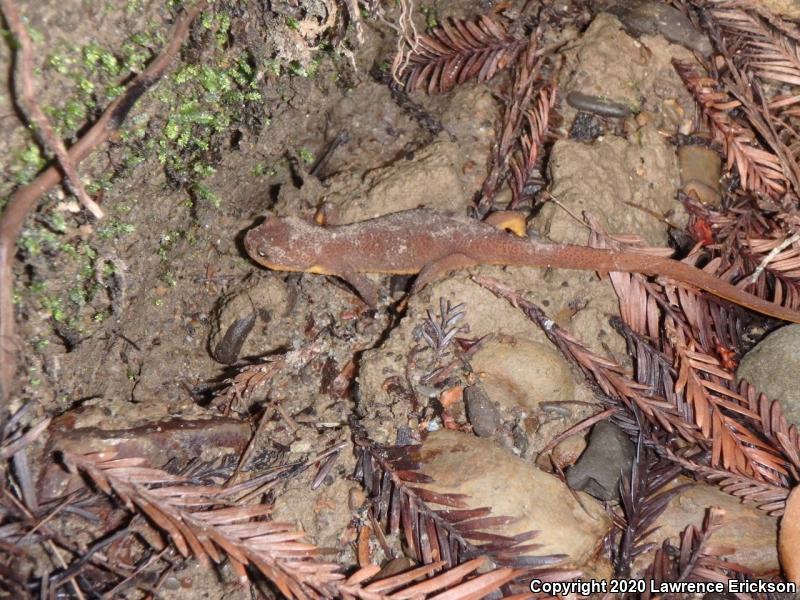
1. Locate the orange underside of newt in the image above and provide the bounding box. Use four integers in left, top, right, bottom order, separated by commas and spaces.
243, 208, 800, 323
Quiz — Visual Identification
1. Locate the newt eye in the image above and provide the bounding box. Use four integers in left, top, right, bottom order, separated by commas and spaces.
258, 249, 267, 257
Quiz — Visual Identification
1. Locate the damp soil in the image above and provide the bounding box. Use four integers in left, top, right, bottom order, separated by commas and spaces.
1, 0, 784, 597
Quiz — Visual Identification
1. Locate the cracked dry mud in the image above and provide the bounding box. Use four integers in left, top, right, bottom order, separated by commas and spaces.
5, 0, 800, 598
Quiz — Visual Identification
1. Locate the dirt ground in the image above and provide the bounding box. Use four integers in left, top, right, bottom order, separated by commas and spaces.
2, 0, 797, 597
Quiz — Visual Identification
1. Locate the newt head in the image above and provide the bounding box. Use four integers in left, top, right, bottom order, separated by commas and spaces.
244, 215, 328, 274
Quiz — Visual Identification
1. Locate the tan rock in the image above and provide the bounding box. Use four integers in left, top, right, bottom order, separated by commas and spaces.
538, 433, 587, 471
323, 140, 469, 223
541, 129, 679, 246
471, 336, 575, 413
761, 0, 800, 19
416, 429, 612, 572
635, 480, 779, 575
678, 145, 722, 206
780, 485, 800, 585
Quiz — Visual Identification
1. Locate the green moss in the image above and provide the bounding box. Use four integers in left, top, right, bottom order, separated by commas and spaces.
191, 182, 221, 208
40, 294, 66, 322
97, 219, 136, 240
157, 229, 182, 259
252, 163, 278, 178
83, 42, 121, 75
265, 59, 281, 76
18, 227, 61, 256
68, 286, 88, 307
288, 59, 320, 78
421, 4, 438, 28
4, 1, 304, 345
298, 148, 315, 164
10, 144, 46, 185
161, 271, 178, 287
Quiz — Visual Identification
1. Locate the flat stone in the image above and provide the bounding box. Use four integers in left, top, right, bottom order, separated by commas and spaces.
737, 324, 800, 426
415, 429, 612, 573
541, 130, 679, 246
634, 480, 779, 575
608, 0, 712, 55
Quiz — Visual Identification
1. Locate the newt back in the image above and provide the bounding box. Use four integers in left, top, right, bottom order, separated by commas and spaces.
243, 208, 800, 323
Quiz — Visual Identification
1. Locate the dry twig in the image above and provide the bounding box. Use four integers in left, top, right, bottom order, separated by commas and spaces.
0, 0, 103, 219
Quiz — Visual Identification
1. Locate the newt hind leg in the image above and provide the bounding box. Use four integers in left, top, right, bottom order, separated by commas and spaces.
336, 265, 380, 308
411, 253, 478, 295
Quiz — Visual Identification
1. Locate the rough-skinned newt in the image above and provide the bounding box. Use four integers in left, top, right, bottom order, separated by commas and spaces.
243, 208, 800, 323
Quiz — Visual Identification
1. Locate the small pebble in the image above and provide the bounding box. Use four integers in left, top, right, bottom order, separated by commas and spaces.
348, 486, 366, 510
678, 145, 722, 206
464, 384, 501, 437
567, 91, 632, 118
162, 576, 181, 591
566, 420, 634, 501
212, 312, 256, 364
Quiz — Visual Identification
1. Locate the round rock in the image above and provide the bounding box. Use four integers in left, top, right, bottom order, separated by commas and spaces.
737, 324, 800, 426
415, 429, 611, 572
470, 336, 575, 413
634, 480, 779, 575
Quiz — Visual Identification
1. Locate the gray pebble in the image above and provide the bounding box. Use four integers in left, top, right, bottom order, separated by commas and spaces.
566, 420, 634, 501
566, 91, 632, 118
737, 324, 800, 426
464, 384, 501, 437
212, 312, 256, 364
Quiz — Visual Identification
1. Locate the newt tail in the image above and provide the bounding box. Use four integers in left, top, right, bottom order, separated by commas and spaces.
243, 208, 800, 324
